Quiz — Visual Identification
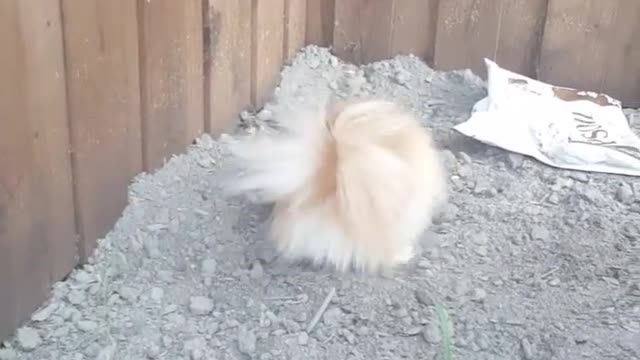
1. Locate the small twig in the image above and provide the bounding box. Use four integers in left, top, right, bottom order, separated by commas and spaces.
306, 287, 336, 333
264, 295, 299, 301
540, 266, 559, 279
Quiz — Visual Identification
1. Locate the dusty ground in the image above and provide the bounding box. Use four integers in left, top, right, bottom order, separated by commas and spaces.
2, 46, 640, 360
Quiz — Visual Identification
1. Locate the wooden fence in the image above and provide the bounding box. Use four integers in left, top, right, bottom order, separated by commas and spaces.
1, 0, 638, 341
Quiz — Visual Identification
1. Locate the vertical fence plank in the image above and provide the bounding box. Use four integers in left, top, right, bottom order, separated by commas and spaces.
205, 0, 253, 134
251, 0, 285, 109
61, 0, 142, 261
434, 0, 547, 78
390, 0, 439, 65
305, 0, 334, 47
333, 0, 394, 64
138, 0, 205, 171
284, 0, 307, 63
433, 0, 501, 77
495, 0, 548, 78
540, 0, 640, 107
0, 0, 77, 340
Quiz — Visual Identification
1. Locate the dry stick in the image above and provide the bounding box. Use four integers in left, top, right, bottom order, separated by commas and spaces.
306, 287, 336, 333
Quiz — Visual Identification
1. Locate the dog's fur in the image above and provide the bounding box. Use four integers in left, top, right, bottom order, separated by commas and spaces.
225, 98, 448, 273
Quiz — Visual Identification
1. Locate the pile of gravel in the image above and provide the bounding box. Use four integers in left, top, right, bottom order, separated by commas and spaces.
1, 46, 639, 360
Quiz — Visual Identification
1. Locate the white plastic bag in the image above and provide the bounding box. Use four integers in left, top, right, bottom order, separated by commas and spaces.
454, 58, 640, 176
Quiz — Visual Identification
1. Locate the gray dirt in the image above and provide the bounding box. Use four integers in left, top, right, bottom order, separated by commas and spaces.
2, 45, 640, 360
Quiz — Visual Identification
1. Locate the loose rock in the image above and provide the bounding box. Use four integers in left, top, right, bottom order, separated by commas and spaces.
530, 225, 549, 241
471, 288, 487, 302
0, 349, 18, 360
521, 337, 534, 360
66, 290, 85, 305
201, 259, 217, 276
616, 183, 635, 204
297, 332, 309, 345
250, 261, 264, 279
237, 327, 257, 355
506, 153, 525, 169
189, 297, 214, 315
31, 303, 58, 322
16, 327, 42, 351
422, 322, 441, 344
76, 320, 98, 332
322, 307, 343, 326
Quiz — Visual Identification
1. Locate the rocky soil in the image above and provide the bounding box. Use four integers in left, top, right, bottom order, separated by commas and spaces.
1, 46, 639, 360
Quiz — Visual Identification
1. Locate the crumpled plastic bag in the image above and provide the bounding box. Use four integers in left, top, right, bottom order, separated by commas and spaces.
454, 58, 640, 176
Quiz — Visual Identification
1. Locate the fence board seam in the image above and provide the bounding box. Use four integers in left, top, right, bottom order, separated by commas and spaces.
57, 0, 82, 264
135, 0, 150, 171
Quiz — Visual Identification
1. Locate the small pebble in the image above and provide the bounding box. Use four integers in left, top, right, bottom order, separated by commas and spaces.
473, 179, 497, 197
67, 290, 86, 305
0, 349, 18, 360
472, 233, 489, 245
146, 344, 161, 358
250, 261, 264, 279
256, 108, 273, 121
453, 279, 469, 296
471, 288, 487, 302
184, 337, 207, 360
393, 307, 409, 318
569, 172, 589, 182
189, 296, 214, 315
294, 312, 308, 323
422, 322, 441, 344
77, 320, 98, 332
415, 290, 432, 306
31, 303, 58, 322
297, 332, 309, 345
341, 329, 356, 344
16, 327, 42, 351
475, 332, 490, 350
308, 57, 320, 69
118, 286, 139, 302
616, 183, 634, 204
440, 150, 457, 169
417, 259, 431, 268
322, 307, 343, 325
52, 326, 70, 338
282, 319, 301, 333
458, 152, 472, 164
74, 270, 94, 284
506, 153, 524, 169
150, 287, 164, 301
394, 69, 411, 85
574, 335, 588, 344
157, 270, 174, 283
548, 278, 561, 287
457, 165, 473, 178
530, 225, 549, 241
474, 246, 488, 257
162, 335, 173, 347
237, 327, 257, 355
201, 259, 217, 276
356, 326, 370, 336
521, 337, 534, 360
404, 326, 423, 336
84, 343, 102, 357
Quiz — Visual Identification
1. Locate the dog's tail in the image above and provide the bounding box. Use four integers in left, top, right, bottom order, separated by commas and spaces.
223, 100, 336, 203
224, 98, 439, 219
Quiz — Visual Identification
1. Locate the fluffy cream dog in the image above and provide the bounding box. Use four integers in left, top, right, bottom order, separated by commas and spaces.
225, 98, 447, 273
